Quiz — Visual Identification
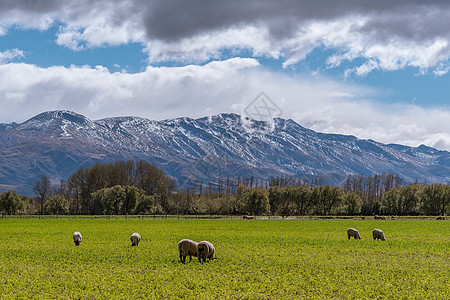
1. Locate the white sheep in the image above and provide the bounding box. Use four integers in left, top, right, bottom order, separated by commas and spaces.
130, 232, 141, 246
435, 216, 446, 220
347, 228, 361, 239
178, 239, 198, 263
372, 229, 387, 241
197, 241, 215, 263
73, 231, 82, 246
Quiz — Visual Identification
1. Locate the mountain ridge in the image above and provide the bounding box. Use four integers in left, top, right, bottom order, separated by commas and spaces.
1, 110, 449, 195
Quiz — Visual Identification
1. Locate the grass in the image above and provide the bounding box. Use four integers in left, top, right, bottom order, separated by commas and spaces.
0, 218, 448, 299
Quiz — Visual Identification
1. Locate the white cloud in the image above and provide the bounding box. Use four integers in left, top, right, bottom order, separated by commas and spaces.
0, 58, 260, 121
433, 62, 450, 77
1, 59, 450, 152
0, 49, 24, 63
144, 26, 277, 64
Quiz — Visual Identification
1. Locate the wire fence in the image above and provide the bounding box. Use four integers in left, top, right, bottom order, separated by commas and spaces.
0, 214, 443, 220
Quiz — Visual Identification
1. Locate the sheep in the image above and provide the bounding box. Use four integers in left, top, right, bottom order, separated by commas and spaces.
435, 216, 446, 220
360, 216, 366, 220
197, 241, 215, 263
374, 215, 386, 220
130, 232, 141, 246
347, 228, 362, 240
178, 239, 198, 263
372, 229, 387, 241
391, 216, 396, 220
73, 231, 82, 246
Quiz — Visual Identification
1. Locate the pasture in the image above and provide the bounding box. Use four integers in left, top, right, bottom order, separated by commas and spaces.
0, 218, 448, 299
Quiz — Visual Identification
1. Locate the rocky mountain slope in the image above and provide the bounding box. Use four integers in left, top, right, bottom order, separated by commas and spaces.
1, 110, 449, 194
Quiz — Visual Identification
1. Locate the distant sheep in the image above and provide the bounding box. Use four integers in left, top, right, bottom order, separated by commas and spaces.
197, 241, 215, 263
435, 216, 446, 220
73, 231, 82, 246
360, 216, 365, 220
130, 233, 141, 246
374, 215, 386, 220
243, 215, 254, 220
391, 216, 396, 220
347, 228, 362, 240
372, 229, 387, 241
178, 239, 198, 263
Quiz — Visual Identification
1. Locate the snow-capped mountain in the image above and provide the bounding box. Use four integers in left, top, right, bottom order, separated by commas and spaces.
1, 110, 449, 194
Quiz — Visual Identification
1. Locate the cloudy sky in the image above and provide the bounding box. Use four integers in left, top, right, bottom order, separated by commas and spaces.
1, 0, 450, 150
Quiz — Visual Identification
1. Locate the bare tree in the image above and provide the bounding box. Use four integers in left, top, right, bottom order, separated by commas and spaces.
33, 175, 51, 215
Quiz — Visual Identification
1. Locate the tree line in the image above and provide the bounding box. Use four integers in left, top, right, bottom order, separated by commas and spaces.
0, 160, 449, 216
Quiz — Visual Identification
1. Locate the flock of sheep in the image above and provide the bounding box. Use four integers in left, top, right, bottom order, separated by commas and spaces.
72, 227, 383, 264
72, 232, 215, 264
347, 228, 387, 241
75, 216, 439, 262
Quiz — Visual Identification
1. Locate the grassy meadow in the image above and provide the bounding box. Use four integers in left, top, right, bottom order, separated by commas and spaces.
0, 217, 449, 299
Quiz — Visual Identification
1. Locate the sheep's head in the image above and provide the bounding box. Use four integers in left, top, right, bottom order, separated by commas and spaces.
198, 244, 207, 254
197, 244, 209, 262
74, 241, 80, 246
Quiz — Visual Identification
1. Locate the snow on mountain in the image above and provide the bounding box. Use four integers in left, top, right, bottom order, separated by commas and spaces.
0, 122, 18, 130
1, 110, 449, 194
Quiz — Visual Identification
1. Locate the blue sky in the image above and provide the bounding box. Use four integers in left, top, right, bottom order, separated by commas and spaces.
1, 1, 450, 151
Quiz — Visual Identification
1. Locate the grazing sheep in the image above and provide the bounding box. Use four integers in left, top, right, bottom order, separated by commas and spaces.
372, 229, 387, 241
197, 241, 215, 263
347, 228, 362, 240
73, 231, 82, 246
374, 215, 386, 220
360, 216, 365, 220
178, 239, 198, 263
435, 216, 446, 220
130, 233, 141, 246
243, 215, 254, 220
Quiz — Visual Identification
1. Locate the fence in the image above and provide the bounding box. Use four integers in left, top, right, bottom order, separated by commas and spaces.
0, 214, 442, 220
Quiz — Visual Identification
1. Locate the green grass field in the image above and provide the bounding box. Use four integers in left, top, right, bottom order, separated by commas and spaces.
0, 218, 448, 299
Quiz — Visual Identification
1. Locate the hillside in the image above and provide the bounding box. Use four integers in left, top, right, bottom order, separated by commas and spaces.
1, 110, 449, 194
